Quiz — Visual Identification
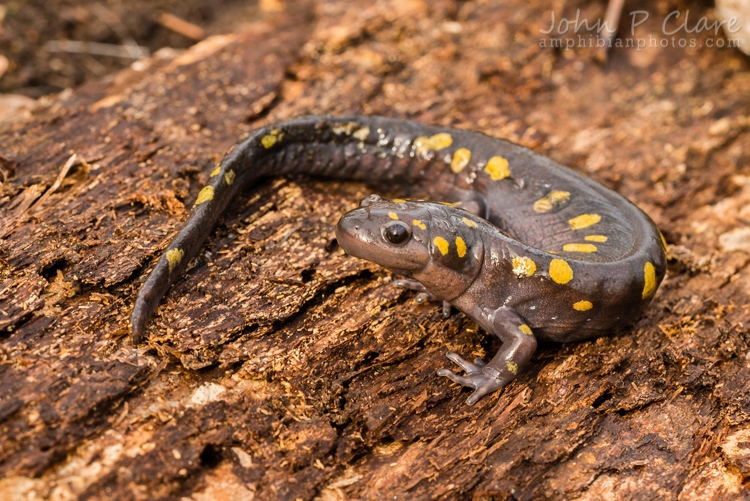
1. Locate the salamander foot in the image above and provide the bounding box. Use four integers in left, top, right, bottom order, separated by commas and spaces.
437, 307, 538, 405
393, 279, 452, 316
437, 351, 508, 405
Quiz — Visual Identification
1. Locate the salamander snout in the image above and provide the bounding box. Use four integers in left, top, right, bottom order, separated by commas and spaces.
335, 202, 431, 275
335, 211, 374, 254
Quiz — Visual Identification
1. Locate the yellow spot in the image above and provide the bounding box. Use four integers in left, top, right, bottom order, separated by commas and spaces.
533, 190, 571, 213
485, 156, 510, 180
585, 235, 608, 242
519, 324, 533, 336
393, 199, 406, 203
261, 129, 283, 148
224, 169, 235, 185
428, 133, 453, 150
166, 248, 184, 273
388, 212, 399, 220
261, 135, 277, 148
573, 300, 593, 311
569, 214, 601, 230
332, 123, 356, 135
440, 202, 456, 207
413, 219, 426, 230
462, 217, 478, 228
434, 236, 449, 255
512, 256, 536, 278
643, 262, 656, 299
451, 148, 471, 173
333, 122, 367, 136
456, 237, 466, 258
210, 166, 221, 177
506, 361, 518, 375
194, 185, 214, 206
563, 243, 598, 253
659, 230, 668, 250
549, 259, 573, 284
352, 127, 370, 141
414, 133, 453, 156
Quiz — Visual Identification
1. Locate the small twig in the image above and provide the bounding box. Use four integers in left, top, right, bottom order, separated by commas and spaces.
29, 154, 78, 213
44, 40, 149, 59
157, 13, 205, 41
0, 54, 8, 80
91, 3, 147, 59
596, 0, 626, 63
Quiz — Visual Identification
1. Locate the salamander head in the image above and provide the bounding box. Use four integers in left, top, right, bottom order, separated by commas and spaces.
336, 195, 485, 299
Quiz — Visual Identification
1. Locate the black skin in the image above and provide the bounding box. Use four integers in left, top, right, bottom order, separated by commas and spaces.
131, 115, 667, 404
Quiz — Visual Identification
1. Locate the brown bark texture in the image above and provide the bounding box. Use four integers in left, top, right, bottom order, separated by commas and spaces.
2, 0, 750, 500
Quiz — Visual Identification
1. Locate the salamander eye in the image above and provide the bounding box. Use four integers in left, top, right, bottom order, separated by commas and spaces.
382, 222, 411, 246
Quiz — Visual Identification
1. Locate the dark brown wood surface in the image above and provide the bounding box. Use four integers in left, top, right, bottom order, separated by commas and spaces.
2, 0, 750, 499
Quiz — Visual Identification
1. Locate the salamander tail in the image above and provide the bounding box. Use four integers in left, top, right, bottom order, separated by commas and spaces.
130, 258, 173, 344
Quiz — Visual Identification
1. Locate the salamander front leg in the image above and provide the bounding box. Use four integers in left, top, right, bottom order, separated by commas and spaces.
449, 190, 488, 219
438, 307, 537, 405
393, 279, 452, 317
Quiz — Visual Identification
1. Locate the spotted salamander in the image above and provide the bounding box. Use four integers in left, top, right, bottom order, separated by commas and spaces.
131, 115, 667, 405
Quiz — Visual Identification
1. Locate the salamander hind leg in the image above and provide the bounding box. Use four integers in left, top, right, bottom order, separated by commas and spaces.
393, 279, 452, 317
438, 307, 537, 405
